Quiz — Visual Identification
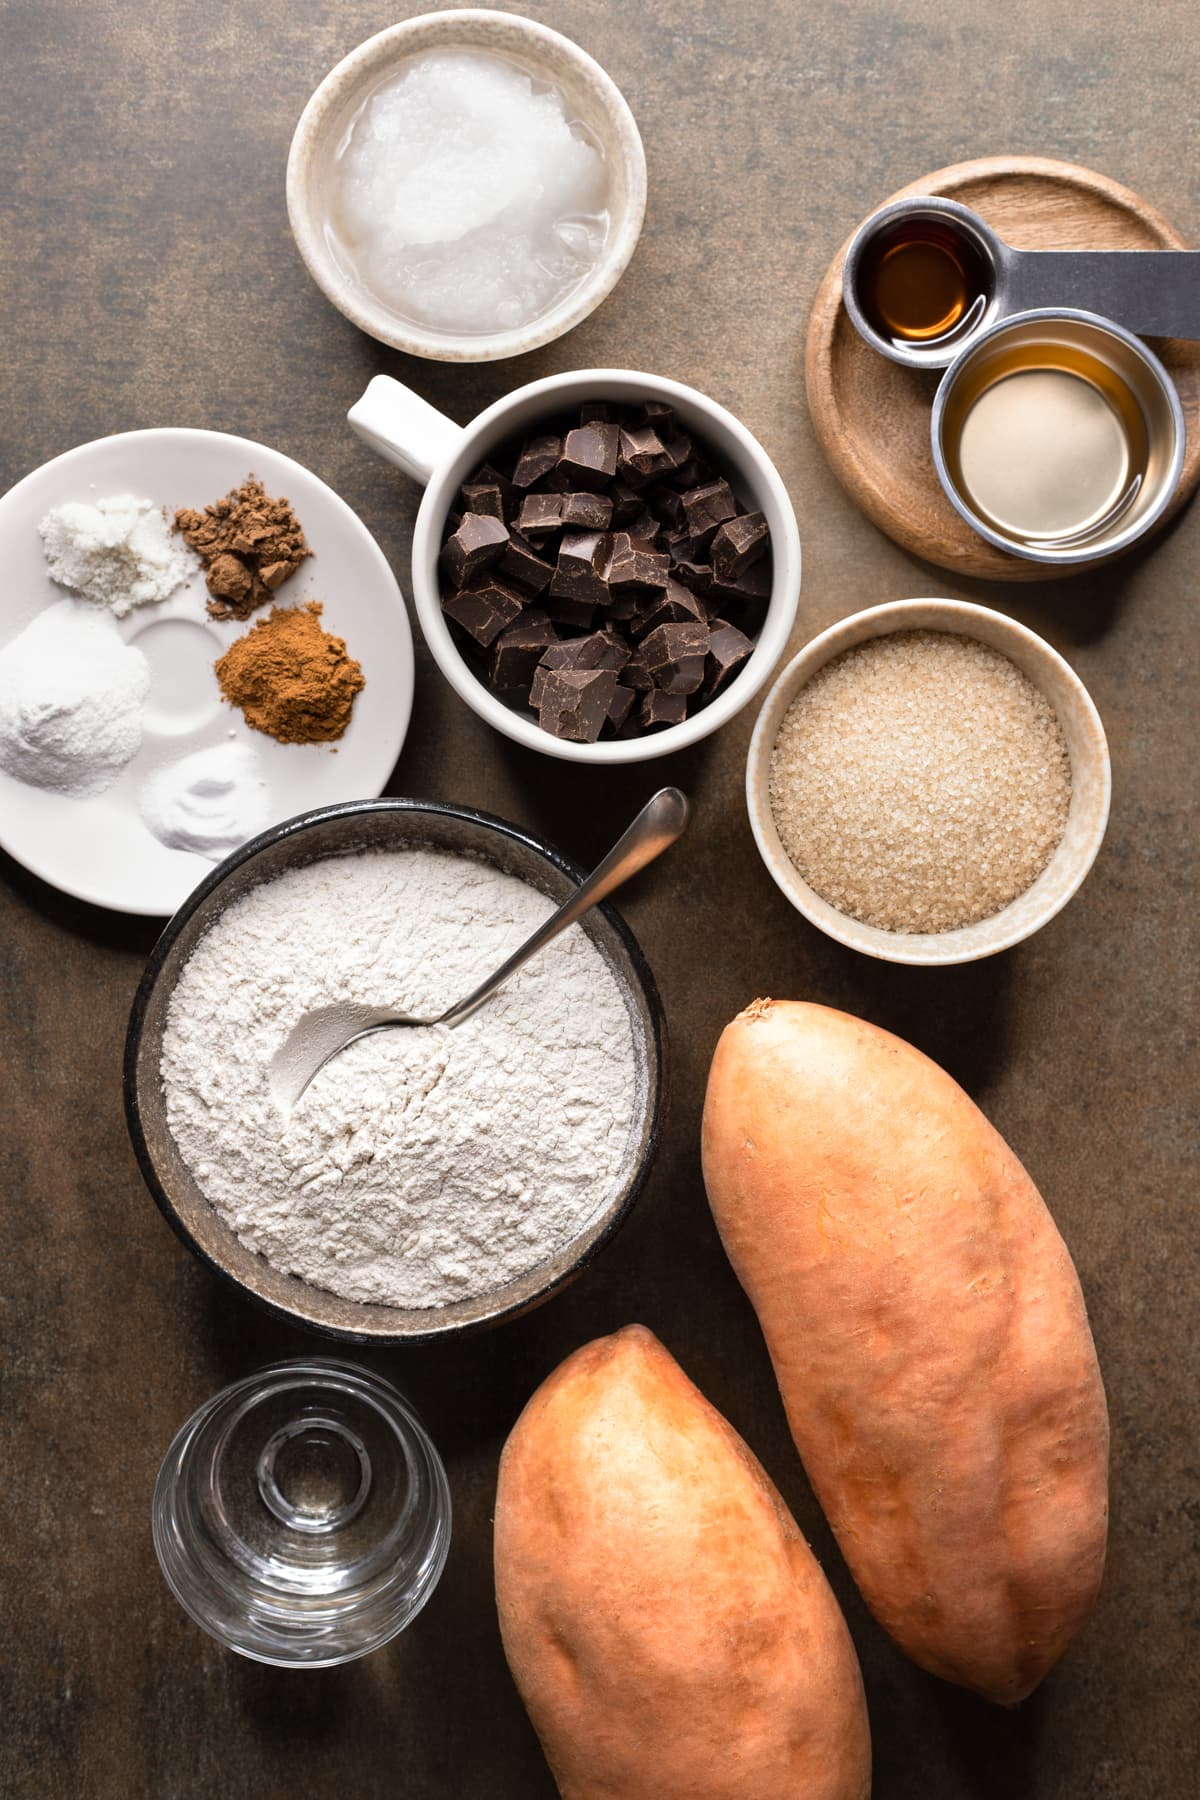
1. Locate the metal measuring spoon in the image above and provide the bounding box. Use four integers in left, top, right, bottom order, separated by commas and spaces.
843, 195, 1200, 369
269, 787, 689, 1115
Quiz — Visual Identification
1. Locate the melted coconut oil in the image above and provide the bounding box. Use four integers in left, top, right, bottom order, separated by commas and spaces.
325, 49, 611, 338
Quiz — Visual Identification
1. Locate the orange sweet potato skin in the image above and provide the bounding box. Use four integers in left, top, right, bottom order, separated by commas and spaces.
701, 1000, 1109, 1705
494, 1325, 871, 1800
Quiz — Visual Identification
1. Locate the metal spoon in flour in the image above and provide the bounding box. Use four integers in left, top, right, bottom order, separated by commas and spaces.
268, 787, 690, 1115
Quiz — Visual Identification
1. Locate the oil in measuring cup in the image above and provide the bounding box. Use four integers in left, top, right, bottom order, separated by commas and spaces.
945, 339, 1149, 549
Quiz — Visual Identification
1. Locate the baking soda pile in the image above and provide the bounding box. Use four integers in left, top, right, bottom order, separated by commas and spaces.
768, 630, 1072, 933
331, 50, 610, 335
160, 848, 639, 1309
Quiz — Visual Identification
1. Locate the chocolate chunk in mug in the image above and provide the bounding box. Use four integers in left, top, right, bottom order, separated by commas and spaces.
606, 533, 670, 595
536, 666, 619, 742
559, 423, 620, 490
490, 610, 559, 688
681, 479, 738, 543
517, 492, 565, 536
703, 619, 755, 697
512, 435, 562, 487
443, 576, 525, 646
560, 491, 614, 531
711, 511, 769, 583
550, 531, 611, 607
441, 512, 509, 588
640, 620, 709, 695
640, 689, 688, 729
499, 533, 556, 595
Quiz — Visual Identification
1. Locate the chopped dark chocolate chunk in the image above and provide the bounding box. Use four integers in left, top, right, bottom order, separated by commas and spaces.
621, 647, 654, 690
617, 425, 670, 480
460, 480, 505, 522
440, 400, 771, 741
517, 492, 565, 536
489, 611, 558, 688
638, 399, 676, 429
560, 491, 614, 531
663, 456, 707, 493
550, 531, 611, 607
640, 620, 709, 695
703, 619, 755, 697
499, 532, 555, 595
440, 512, 509, 588
443, 576, 525, 647
512, 435, 562, 488
681, 479, 738, 544
530, 631, 629, 706
559, 423, 619, 490
606, 532, 670, 595
607, 684, 637, 732
633, 577, 709, 638
641, 689, 688, 729
711, 511, 769, 583
671, 558, 716, 596
545, 594, 597, 631
536, 666, 619, 743
609, 478, 644, 527
646, 485, 686, 532
661, 432, 694, 473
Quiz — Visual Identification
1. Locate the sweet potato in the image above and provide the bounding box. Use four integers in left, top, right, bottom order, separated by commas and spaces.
701, 999, 1109, 1704
494, 1325, 871, 1800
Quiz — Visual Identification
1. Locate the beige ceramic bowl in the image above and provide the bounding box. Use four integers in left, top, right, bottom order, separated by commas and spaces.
746, 599, 1111, 965
286, 10, 647, 362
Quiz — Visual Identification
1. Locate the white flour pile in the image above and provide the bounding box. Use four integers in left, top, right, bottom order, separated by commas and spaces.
331, 50, 610, 334
160, 848, 639, 1308
39, 493, 195, 616
0, 599, 150, 796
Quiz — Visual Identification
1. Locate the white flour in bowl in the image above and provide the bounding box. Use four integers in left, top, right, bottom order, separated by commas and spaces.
159, 846, 640, 1309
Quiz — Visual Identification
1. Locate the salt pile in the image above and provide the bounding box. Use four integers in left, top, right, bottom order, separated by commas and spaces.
331, 50, 610, 335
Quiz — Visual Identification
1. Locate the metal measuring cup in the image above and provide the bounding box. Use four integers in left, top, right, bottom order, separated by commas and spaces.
842, 195, 1200, 370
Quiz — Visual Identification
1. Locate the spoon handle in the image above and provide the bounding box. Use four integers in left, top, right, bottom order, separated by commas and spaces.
1005, 248, 1200, 339
442, 788, 690, 1029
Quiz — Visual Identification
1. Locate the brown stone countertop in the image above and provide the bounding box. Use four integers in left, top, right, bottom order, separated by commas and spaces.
1, 1, 1196, 1795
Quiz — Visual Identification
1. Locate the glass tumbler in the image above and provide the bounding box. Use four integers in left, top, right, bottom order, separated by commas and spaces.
152, 1357, 451, 1666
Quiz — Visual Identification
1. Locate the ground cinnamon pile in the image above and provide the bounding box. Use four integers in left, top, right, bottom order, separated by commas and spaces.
175, 476, 311, 620
214, 601, 364, 744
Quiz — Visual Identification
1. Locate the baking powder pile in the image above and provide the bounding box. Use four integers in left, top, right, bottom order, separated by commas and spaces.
160, 848, 639, 1308
39, 494, 195, 616
0, 599, 150, 795
138, 741, 269, 860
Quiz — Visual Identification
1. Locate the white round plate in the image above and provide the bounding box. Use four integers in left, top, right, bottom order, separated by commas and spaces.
0, 429, 413, 915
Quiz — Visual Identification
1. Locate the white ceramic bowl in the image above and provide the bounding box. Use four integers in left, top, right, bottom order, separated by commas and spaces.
348, 368, 803, 764
286, 10, 647, 362
746, 599, 1111, 965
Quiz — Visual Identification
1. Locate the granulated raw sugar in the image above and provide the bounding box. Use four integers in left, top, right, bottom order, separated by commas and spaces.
768, 630, 1072, 934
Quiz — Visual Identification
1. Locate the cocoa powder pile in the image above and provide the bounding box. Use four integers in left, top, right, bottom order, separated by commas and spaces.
175, 476, 311, 620
214, 602, 365, 744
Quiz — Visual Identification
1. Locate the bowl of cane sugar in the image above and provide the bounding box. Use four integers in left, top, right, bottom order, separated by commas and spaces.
287, 11, 646, 361
124, 798, 665, 1342
746, 599, 1111, 965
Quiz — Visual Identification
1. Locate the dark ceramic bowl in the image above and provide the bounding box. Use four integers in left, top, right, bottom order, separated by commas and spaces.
124, 799, 666, 1342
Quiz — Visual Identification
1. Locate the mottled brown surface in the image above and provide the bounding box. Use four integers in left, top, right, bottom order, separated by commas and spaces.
1, 2, 1196, 1797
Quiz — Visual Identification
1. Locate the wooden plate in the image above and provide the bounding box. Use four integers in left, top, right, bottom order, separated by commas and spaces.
805, 155, 1200, 581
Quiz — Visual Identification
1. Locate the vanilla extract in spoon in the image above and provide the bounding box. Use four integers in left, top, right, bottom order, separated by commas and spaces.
858, 218, 992, 351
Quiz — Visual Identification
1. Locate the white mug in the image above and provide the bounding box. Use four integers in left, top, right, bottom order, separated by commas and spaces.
348, 369, 802, 763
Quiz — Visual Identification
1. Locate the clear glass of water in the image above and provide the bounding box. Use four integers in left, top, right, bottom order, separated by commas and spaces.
152, 1358, 452, 1667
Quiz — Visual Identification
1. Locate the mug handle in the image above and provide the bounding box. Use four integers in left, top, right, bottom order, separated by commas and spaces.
347, 375, 467, 485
